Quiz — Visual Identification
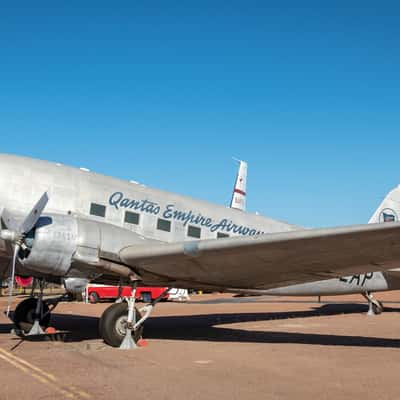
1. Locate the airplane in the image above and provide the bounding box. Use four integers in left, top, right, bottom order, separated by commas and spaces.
237, 182, 400, 315
260, 185, 400, 314
1, 154, 400, 349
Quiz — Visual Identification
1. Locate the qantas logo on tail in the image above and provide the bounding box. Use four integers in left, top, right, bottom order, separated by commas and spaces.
379, 208, 398, 223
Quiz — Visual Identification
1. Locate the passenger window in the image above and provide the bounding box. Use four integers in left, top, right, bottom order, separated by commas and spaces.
90, 203, 106, 218
217, 232, 229, 238
125, 211, 140, 225
157, 218, 171, 232
188, 225, 201, 238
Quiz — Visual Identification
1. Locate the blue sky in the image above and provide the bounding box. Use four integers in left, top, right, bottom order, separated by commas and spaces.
1, 1, 399, 227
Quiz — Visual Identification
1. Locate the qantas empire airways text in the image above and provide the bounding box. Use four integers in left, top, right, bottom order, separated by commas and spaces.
109, 192, 265, 236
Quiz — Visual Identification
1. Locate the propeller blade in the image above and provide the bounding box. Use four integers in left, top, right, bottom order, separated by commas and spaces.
6, 244, 20, 317
19, 192, 49, 234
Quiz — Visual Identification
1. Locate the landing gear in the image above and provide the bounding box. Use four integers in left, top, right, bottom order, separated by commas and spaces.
27, 279, 46, 335
99, 302, 144, 347
363, 291, 384, 316
99, 286, 170, 349
13, 297, 51, 333
11, 279, 67, 336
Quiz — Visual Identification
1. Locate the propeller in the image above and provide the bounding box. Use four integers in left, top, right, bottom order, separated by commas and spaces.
0, 192, 49, 316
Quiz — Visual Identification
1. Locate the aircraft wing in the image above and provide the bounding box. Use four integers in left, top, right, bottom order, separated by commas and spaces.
119, 222, 400, 291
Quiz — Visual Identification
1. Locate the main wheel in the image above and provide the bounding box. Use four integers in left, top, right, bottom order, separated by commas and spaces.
13, 298, 51, 333
99, 302, 143, 347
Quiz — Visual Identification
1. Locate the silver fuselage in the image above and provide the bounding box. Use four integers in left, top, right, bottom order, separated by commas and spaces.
0, 154, 298, 282
258, 270, 400, 296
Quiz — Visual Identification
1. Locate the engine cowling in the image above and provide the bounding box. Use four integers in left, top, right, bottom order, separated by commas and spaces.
19, 214, 78, 276
18, 213, 152, 278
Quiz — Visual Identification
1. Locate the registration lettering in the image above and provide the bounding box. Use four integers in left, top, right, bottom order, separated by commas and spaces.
339, 272, 374, 286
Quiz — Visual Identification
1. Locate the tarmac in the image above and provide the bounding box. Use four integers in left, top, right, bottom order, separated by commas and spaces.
0, 292, 400, 400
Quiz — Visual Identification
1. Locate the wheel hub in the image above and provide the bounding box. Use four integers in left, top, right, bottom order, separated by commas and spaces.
115, 315, 128, 336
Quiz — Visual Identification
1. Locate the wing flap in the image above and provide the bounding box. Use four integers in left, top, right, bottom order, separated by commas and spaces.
119, 222, 400, 290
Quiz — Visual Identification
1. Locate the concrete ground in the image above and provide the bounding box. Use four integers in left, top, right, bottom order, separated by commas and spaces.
0, 292, 400, 400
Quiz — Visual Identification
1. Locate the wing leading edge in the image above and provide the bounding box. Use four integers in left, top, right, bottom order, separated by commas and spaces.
119, 222, 400, 291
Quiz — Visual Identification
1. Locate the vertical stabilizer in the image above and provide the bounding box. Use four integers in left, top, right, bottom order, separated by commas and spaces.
230, 159, 247, 211
369, 185, 400, 223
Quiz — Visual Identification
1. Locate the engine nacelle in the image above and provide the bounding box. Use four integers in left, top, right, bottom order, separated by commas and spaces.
18, 213, 151, 278
20, 214, 78, 276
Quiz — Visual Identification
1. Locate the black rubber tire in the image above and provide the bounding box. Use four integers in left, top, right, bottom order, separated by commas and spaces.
13, 298, 51, 333
89, 291, 100, 304
99, 302, 143, 347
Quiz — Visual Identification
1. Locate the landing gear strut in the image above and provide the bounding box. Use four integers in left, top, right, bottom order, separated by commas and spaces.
115, 278, 123, 304
99, 286, 170, 349
12, 279, 68, 335
363, 291, 384, 316
27, 279, 46, 335
13, 279, 50, 333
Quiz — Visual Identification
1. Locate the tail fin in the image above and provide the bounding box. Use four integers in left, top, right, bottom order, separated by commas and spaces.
369, 185, 400, 223
230, 159, 247, 211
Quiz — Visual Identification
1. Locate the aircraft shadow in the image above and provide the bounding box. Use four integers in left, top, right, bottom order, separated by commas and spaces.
143, 304, 400, 348
1, 303, 399, 348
